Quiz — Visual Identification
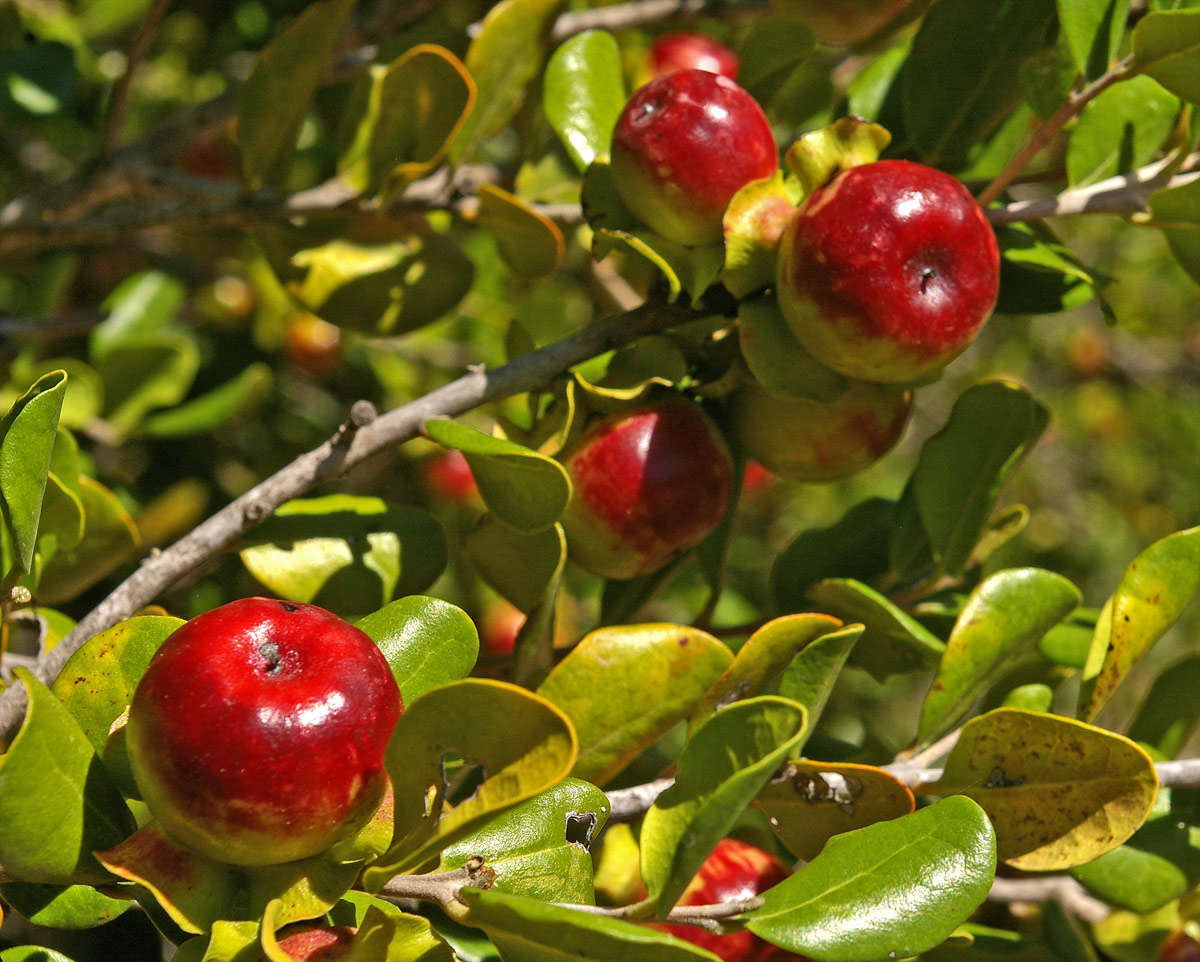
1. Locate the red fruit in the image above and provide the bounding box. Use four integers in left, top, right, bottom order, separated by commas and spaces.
777, 159, 999, 384
560, 399, 733, 580
778, 0, 914, 44
731, 379, 912, 481
611, 70, 777, 246
422, 450, 478, 505
741, 461, 775, 495
276, 926, 357, 960
1158, 931, 1200, 962
285, 313, 342, 379
179, 136, 239, 180
481, 601, 525, 657
650, 839, 801, 962
127, 598, 402, 866
648, 33, 740, 80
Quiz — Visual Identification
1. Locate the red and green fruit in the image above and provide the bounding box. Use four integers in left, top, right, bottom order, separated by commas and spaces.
731, 378, 911, 481
610, 69, 777, 246
127, 597, 402, 866
560, 399, 734, 579
275, 925, 357, 960
773, 0, 914, 44
1157, 932, 1200, 962
777, 159, 999, 384
648, 32, 739, 80
285, 313, 342, 380
481, 600, 525, 657
422, 450, 479, 505
650, 838, 802, 962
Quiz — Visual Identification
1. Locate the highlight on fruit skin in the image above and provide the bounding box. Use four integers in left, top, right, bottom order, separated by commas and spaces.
559, 398, 734, 580
647, 32, 740, 80
731, 378, 912, 482
610, 69, 778, 246
126, 597, 402, 867
777, 159, 1000, 385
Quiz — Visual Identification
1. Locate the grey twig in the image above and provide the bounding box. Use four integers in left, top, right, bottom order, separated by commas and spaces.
101, 0, 173, 156
606, 778, 675, 822
987, 876, 1110, 924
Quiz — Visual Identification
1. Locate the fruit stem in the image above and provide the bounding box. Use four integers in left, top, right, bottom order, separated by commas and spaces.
976, 55, 1137, 208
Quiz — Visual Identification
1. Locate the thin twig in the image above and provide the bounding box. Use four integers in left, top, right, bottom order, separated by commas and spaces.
548, 0, 769, 41
977, 56, 1137, 207
607, 778, 675, 822
558, 895, 765, 933
377, 860, 496, 907
102, 0, 172, 156
0, 300, 710, 739
988, 876, 1110, 925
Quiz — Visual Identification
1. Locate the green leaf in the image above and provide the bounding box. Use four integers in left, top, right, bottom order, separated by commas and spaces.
0, 668, 135, 884
1081, 525, 1200, 720
996, 222, 1111, 318
1038, 607, 1100, 668
721, 175, 801, 299
138, 364, 273, 438
543, 30, 625, 172
171, 920, 261, 962
50, 615, 184, 754
0, 949, 78, 962
737, 298, 846, 402
1129, 656, 1200, 758
737, 17, 816, 105
1059, 0, 1132, 77
1002, 683, 1054, 712
425, 420, 571, 533
239, 495, 447, 616
783, 117, 892, 197
909, 380, 1050, 577
464, 517, 566, 613
337, 44, 475, 194
1150, 170, 1200, 225
476, 184, 564, 277
745, 796, 996, 961
1, 357, 102, 429
356, 596, 479, 705
237, 0, 354, 187
932, 708, 1160, 870
459, 888, 723, 962
437, 779, 609, 904
0, 882, 129, 930
770, 499, 895, 612
90, 271, 185, 362
806, 579, 945, 680
1067, 75, 1179, 187
916, 568, 1081, 743
1132, 10, 1200, 103
0, 370, 67, 572
754, 761, 915, 862
691, 614, 841, 729
321, 892, 457, 962
449, 0, 564, 163
901, 0, 1057, 168
537, 624, 732, 786
777, 625, 864, 726
99, 333, 201, 434
642, 696, 808, 915
593, 227, 725, 306
369, 679, 578, 878
0, 42, 76, 116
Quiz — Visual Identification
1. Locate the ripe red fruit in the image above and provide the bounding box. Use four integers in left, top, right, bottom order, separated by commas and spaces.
422, 450, 479, 505
481, 601, 525, 657
650, 839, 802, 962
560, 399, 733, 579
285, 313, 342, 379
1158, 931, 1200, 962
731, 379, 912, 482
276, 926, 357, 960
127, 598, 402, 866
777, 159, 999, 384
742, 461, 775, 495
611, 70, 777, 246
648, 33, 739, 80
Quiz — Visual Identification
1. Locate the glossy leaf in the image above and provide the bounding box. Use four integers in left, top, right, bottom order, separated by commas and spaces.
642, 697, 808, 915
239, 495, 446, 615
437, 778, 609, 904
138, 364, 272, 438
50, 614, 184, 754
0, 370, 66, 571
0, 882, 129, 930
537, 624, 732, 785
90, 271, 184, 361
806, 579, 944, 680
370, 679, 577, 877
477, 184, 564, 277
1081, 525, 1200, 720
450, 0, 563, 163
338, 45, 475, 194
171, 921, 261, 962
754, 761, 915, 861
783, 117, 891, 197
777, 625, 864, 726
543, 29, 625, 172
996, 222, 1112, 318
1059, 0, 1132, 77
746, 797, 996, 961
592, 226, 725, 306
1067, 75, 1179, 187
0, 669, 135, 884
909, 381, 1050, 577
737, 298, 846, 402
1002, 683, 1054, 712
0, 949, 77, 962
932, 708, 1159, 870
737, 17, 816, 104
357, 596, 478, 705
460, 888, 722, 962
1, 357, 102, 430
99, 333, 201, 434
425, 420, 570, 533
237, 0, 354, 187
1038, 607, 1099, 668
691, 613, 842, 729
464, 517, 566, 613
1132, 10, 1200, 103
917, 568, 1080, 743
1129, 656, 1200, 758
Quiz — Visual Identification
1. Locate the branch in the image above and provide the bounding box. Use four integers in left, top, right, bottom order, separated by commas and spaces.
0, 299, 711, 740
548, 0, 769, 41
101, 0, 172, 156
377, 859, 496, 907
977, 56, 1137, 208
558, 896, 765, 933
987, 876, 1109, 924
607, 778, 675, 822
